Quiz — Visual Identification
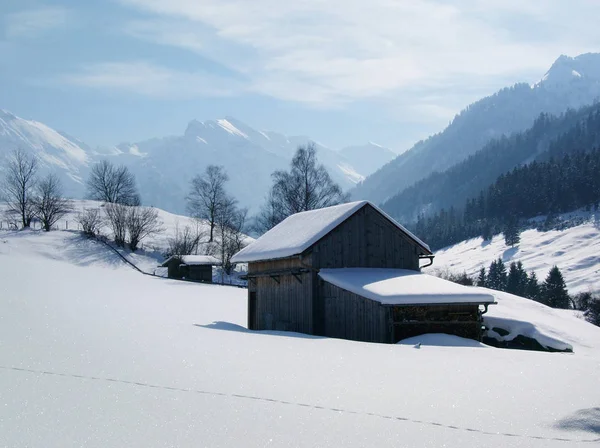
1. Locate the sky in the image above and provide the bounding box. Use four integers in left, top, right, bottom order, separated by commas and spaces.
0, 0, 598, 152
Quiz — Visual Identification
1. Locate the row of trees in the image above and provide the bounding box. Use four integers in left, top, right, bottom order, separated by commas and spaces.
4, 142, 347, 271
2, 150, 72, 231
180, 143, 348, 272
445, 259, 600, 326
415, 147, 600, 250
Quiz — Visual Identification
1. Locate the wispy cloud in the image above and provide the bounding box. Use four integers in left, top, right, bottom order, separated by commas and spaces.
113, 0, 599, 107
60, 61, 242, 98
4, 6, 71, 39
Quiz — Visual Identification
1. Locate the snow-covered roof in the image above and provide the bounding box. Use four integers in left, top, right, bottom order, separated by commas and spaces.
231, 201, 431, 263
318, 268, 496, 305
162, 255, 221, 266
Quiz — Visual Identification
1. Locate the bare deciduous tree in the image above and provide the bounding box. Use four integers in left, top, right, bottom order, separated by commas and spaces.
256, 142, 348, 232
75, 208, 104, 237
166, 223, 203, 258
87, 160, 140, 206
186, 165, 229, 242
104, 202, 129, 247
32, 173, 72, 231
126, 206, 162, 252
216, 196, 248, 275
3, 149, 38, 228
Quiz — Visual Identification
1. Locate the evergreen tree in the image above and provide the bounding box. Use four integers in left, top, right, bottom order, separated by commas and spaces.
476, 267, 487, 287
542, 266, 570, 309
487, 258, 507, 291
506, 261, 527, 296
525, 271, 541, 302
503, 218, 520, 247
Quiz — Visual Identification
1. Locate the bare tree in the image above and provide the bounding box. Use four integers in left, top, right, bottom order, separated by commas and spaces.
186, 165, 229, 242
3, 149, 38, 228
166, 223, 203, 257
32, 173, 72, 231
257, 142, 348, 232
87, 160, 140, 206
126, 206, 163, 252
75, 208, 104, 237
253, 190, 285, 234
104, 202, 129, 247
216, 196, 248, 275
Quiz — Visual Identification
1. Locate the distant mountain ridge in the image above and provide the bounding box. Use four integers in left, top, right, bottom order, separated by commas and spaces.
352, 53, 600, 206
0, 111, 395, 214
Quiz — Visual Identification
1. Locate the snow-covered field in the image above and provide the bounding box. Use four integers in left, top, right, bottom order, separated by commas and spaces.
429, 219, 600, 295
1, 229, 600, 447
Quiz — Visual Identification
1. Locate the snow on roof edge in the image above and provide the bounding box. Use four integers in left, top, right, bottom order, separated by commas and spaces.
231, 201, 431, 263
318, 268, 496, 306
162, 255, 221, 266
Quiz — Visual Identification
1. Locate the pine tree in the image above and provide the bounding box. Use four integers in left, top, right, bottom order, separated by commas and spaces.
506, 261, 528, 296
504, 218, 520, 247
542, 266, 570, 309
476, 267, 487, 287
525, 271, 541, 302
487, 258, 507, 291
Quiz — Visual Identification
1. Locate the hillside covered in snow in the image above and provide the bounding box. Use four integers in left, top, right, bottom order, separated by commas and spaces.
1, 228, 600, 447
428, 215, 600, 295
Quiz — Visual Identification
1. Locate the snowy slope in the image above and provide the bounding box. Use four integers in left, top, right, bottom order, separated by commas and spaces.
1, 229, 599, 447
0, 109, 90, 197
428, 218, 600, 295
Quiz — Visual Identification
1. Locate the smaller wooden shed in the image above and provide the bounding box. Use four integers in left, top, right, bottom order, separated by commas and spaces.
161, 255, 221, 283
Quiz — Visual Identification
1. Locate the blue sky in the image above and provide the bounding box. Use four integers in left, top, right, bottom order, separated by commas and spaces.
1, 0, 598, 152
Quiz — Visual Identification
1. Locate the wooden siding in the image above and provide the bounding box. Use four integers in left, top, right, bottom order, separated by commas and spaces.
248, 271, 313, 333
248, 257, 303, 274
319, 280, 389, 343
307, 204, 422, 271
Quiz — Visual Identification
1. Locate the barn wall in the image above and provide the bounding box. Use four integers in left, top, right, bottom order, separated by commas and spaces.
249, 273, 313, 333
308, 204, 423, 271
248, 257, 303, 274
319, 281, 389, 343
247, 257, 313, 333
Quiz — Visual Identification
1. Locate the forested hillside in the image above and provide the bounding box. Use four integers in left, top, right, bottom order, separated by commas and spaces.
413, 109, 600, 250
382, 103, 600, 223
352, 53, 600, 206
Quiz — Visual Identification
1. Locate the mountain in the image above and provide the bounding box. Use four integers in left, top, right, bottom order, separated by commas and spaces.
0, 109, 90, 197
382, 102, 600, 223
352, 53, 600, 205
338, 142, 396, 177
114, 117, 381, 213
0, 111, 392, 214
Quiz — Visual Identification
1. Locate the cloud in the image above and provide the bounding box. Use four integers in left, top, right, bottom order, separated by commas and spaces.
4, 6, 71, 39
114, 0, 599, 106
60, 61, 242, 98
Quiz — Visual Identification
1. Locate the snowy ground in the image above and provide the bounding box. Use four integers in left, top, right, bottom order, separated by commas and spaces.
1, 229, 600, 447
429, 219, 600, 295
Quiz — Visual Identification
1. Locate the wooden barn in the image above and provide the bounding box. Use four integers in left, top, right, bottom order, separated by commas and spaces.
231, 201, 495, 344
161, 255, 221, 283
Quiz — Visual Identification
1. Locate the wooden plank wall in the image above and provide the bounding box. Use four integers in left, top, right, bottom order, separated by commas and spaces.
248, 257, 302, 274
251, 271, 313, 333
320, 281, 389, 343
308, 204, 421, 271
